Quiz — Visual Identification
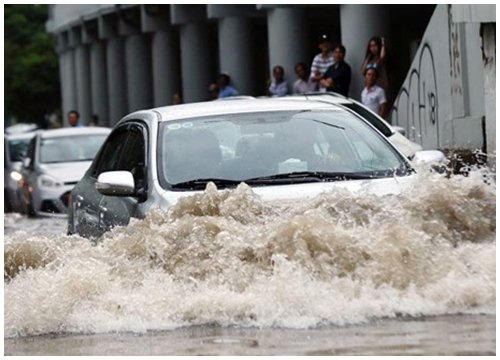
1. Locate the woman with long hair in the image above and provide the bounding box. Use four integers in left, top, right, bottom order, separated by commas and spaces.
361, 36, 391, 97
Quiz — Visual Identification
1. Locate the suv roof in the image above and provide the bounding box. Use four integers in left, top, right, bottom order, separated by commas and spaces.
142, 97, 345, 123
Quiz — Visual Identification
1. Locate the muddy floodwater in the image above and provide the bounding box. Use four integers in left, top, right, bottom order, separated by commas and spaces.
4, 170, 496, 355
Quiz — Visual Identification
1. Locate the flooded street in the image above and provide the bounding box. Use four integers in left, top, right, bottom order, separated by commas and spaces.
4, 170, 496, 355
5, 315, 495, 355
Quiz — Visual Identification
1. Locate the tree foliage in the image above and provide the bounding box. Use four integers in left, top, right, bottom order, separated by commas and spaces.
5, 5, 60, 126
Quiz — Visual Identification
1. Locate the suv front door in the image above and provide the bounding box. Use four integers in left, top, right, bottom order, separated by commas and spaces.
98, 123, 148, 234
72, 127, 129, 238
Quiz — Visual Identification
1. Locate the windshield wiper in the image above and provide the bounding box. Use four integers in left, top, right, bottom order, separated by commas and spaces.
170, 174, 324, 190
171, 171, 397, 190
245, 171, 383, 183
170, 178, 243, 190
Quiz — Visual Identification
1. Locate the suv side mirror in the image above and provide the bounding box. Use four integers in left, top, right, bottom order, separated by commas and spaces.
96, 171, 135, 196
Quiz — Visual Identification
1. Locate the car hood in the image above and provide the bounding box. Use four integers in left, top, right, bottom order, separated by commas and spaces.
39, 161, 92, 184
158, 175, 416, 207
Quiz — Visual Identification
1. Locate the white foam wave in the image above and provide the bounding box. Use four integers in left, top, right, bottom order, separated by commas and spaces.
4, 170, 496, 337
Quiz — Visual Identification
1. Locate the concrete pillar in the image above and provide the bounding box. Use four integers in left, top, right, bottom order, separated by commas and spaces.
267, 7, 308, 94
179, 23, 214, 103
106, 36, 128, 124
74, 44, 92, 125
58, 50, 77, 126
218, 17, 256, 95
90, 41, 108, 126
151, 30, 181, 107
125, 33, 154, 112
340, 4, 390, 100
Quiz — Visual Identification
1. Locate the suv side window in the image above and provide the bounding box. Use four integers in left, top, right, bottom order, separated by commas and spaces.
118, 126, 147, 191
91, 129, 130, 178
342, 103, 393, 137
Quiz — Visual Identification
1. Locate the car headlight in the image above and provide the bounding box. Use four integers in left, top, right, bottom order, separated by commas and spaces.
39, 174, 63, 188
10, 171, 23, 182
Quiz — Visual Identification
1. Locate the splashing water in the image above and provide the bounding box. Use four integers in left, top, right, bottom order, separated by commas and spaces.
4, 170, 495, 337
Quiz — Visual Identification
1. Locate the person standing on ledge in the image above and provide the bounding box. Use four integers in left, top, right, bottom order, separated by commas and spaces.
217, 73, 239, 99
310, 34, 334, 92
361, 36, 391, 98
268, 65, 289, 97
361, 66, 388, 118
208, 83, 219, 100
293, 62, 317, 94
320, 44, 351, 97
67, 110, 82, 127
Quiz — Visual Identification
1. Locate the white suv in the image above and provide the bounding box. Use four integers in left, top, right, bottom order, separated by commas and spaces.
68, 97, 433, 238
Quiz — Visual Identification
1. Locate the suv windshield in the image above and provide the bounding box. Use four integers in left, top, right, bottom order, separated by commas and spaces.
40, 134, 107, 164
8, 138, 32, 162
157, 110, 411, 190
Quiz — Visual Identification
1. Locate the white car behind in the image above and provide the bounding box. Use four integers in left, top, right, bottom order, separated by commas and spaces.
19, 127, 111, 216
4, 131, 36, 212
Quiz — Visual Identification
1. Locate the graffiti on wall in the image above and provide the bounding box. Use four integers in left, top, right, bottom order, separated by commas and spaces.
447, 4, 466, 117
391, 43, 439, 149
448, 4, 462, 95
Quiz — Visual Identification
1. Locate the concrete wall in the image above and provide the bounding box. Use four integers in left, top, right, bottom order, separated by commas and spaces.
452, 4, 496, 23
390, 4, 487, 151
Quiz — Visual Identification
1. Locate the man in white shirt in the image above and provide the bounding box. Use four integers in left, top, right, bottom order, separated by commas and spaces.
310, 34, 334, 92
293, 62, 317, 94
361, 67, 388, 118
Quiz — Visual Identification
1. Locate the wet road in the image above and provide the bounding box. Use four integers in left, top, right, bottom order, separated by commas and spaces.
4, 213, 67, 236
4, 314, 495, 355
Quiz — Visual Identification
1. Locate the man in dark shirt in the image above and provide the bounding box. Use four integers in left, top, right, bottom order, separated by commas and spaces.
320, 44, 351, 97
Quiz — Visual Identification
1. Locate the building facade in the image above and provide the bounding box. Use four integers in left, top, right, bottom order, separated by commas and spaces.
47, 4, 495, 153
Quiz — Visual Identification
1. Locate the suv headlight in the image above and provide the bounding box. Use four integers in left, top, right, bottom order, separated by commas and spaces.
39, 174, 63, 188
10, 171, 23, 182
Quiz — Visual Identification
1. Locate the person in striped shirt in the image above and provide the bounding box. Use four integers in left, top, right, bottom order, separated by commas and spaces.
309, 34, 334, 92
